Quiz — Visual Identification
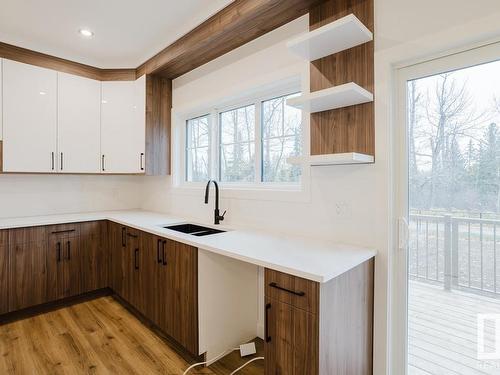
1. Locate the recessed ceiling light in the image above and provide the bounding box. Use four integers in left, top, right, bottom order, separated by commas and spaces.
79, 28, 94, 38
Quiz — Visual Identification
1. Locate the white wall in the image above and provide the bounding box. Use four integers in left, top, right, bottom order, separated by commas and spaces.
139, 2, 500, 374
0, 174, 143, 218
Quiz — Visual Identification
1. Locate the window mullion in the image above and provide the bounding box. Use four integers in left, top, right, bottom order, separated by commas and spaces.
210, 109, 218, 181
255, 100, 262, 184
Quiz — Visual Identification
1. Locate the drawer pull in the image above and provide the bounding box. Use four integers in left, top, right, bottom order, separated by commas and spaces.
269, 282, 305, 297
265, 303, 272, 342
66, 241, 71, 260
157, 239, 162, 263
51, 229, 75, 234
162, 240, 167, 266
127, 232, 138, 238
56, 242, 61, 262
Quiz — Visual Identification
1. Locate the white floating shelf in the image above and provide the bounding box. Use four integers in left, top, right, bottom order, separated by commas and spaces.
286, 82, 373, 113
287, 14, 373, 61
288, 153, 374, 166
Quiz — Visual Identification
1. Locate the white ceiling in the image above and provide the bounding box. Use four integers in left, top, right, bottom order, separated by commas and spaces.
0, 0, 234, 68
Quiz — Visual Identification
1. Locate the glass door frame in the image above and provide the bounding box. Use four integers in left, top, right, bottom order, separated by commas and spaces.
392, 41, 500, 375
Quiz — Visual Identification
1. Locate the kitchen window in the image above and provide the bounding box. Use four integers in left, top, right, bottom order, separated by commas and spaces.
185, 115, 210, 182
184, 91, 302, 186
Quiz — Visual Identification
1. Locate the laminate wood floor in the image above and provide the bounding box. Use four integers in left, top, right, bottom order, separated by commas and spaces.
0, 296, 263, 375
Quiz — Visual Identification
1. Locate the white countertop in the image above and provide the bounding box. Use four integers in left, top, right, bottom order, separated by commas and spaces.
0, 210, 376, 283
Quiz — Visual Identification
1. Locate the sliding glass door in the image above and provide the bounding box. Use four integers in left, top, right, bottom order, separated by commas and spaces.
395, 42, 500, 375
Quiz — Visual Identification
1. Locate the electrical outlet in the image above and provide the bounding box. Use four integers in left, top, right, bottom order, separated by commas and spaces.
240, 342, 257, 357
334, 201, 352, 219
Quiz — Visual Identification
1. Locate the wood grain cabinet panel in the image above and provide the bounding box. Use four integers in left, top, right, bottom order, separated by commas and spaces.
0, 231, 9, 314
108, 222, 126, 295
264, 298, 319, 375
158, 239, 198, 356
139, 232, 162, 323
80, 221, 109, 293
265, 261, 374, 375
46, 224, 82, 301
8, 226, 48, 311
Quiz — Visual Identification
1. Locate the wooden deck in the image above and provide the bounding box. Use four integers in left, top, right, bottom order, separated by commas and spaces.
409, 281, 500, 375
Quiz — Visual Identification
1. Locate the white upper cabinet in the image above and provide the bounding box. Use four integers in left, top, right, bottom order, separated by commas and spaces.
101, 75, 146, 174
2, 59, 57, 173
57, 73, 101, 173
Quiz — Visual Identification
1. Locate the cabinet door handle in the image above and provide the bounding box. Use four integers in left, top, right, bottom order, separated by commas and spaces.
60, 152, 64, 171
140, 153, 145, 171
121, 227, 126, 247
66, 240, 71, 260
56, 242, 61, 262
269, 282, 305, 297
157, 239, 162, 263
162, 240, 167, 266
265, 303, 272, 343
51, 152, 55, 171
127, 232, 138, 238
51, 229, 75, 234
102, 155, 105, 172
134, 248, 139, 270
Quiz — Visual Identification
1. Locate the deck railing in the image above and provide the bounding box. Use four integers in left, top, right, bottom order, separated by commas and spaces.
409, 214, 500, 296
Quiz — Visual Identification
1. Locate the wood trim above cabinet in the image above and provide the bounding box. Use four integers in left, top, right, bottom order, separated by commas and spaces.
145, 75, 172, 175
0, 42, 135, 81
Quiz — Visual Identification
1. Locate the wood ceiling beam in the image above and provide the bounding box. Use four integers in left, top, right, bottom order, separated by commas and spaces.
0, 0, 319, 81
136, 0, 320, 79
0, 42, 136, 81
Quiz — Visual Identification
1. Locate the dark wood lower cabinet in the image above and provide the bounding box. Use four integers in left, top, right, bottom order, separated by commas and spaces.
109, 222, 126, 295
0, 230, 9, 314
80, 221, 108, 292
46, 224, 82, 301
8, 226, 48, 311
160, 239, 198, 356
264, 260, 374, 375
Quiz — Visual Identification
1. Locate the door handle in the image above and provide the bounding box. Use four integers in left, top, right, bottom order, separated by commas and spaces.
60, 152, 64, 171
265, 303, 272, 342
140, 153, 145, 171
162, 240, 167, 266
157, 239, 162, 263
134, 248, 139, 270
121, 227, 126, 247
102, 155, 105, 172
51, 152, 55, 171
56, 242, 61, 262
66, 241, 71, 260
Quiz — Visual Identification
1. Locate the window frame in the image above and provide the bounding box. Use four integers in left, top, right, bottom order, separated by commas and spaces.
185, 114, 211, 183
183, 85, 304, 189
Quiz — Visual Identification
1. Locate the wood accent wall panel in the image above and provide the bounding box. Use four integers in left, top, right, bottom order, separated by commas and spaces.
319, 259, 374, 374
309, 0, 374, 156
0, 42, 136, 81
145, 75, 172, 175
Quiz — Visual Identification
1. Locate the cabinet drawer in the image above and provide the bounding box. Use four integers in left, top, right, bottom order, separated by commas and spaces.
47, 223, 80, 238
0, 230, 8, 247
265, 269, 319, 314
